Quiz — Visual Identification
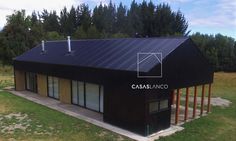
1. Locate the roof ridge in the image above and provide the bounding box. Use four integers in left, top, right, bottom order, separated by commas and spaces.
44, 36, 189, 43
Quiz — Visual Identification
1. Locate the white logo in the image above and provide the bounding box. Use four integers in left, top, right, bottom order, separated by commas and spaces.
137, 52, 162, 78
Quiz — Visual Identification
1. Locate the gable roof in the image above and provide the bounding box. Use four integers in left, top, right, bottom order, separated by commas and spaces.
14, 37, 189, 72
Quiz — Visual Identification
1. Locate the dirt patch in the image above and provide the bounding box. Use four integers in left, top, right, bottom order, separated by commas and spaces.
181, 97, 232, 107
0, 105, 7, 113
0, 112, 52, 135
0, 113, 31, 134
210, 97, 232, 107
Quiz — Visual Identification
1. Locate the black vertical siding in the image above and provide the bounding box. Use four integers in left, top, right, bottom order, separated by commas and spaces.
13, 38, 214, 136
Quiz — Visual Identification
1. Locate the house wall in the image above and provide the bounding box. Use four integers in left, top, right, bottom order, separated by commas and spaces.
37, 74, 47, 96
144, 89, 171, 135
14, 69, 25, 91
103, 78, 147, 136
59, 78, 71, 104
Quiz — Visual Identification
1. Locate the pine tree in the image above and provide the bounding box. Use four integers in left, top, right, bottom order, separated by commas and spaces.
116, 2, 127, 34
127, 0, 143, 37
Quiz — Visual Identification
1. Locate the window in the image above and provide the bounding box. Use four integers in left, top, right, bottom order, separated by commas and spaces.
149, 101, 159, 113
86, 83, 100, 111
71, 81, 103, 113
47, 76, 59, 99
78, 82, 84, 106
149, 99, 169, 114
159, 100, 169, 110
72, 81, 78, 104
100, 86, 104, 113
72, 81, 84, 106
25, 72, 37, 93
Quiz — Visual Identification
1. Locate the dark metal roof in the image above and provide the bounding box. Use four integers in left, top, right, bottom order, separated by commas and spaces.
14, 37, 188, 72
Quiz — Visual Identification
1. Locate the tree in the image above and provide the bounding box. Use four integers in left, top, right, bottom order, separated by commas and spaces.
111, 33, 129, 38
45, 31, 64, 40
80, 4, 91, 32
41, 10, 60, 32
68, 6, 77, 34
29, 11, 44, 47
59, 7, 69, 35
1, 10, 32, 64
140, 1, 155, 37
191, 32, 236, 71
155, 4, 174, 36
116, 2, 127, 33
74, 26, 87, 39
127, 0, 143, 36
87, 26, 101, 39
104, 1, 116, 33
92, 3, 105, 32
60, 6, 77, 36
172, 10, 188, 35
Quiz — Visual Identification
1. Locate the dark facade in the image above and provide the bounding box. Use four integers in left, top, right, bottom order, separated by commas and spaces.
13, 37, 214, 136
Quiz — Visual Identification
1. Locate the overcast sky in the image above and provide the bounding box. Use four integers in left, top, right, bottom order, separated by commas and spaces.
0, 0, 235, 38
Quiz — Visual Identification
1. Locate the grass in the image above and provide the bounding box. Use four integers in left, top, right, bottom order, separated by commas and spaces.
159, 72, 236, 141
0, 66, 236, 141
0, 91, 130, 141
0, 66, 130, 141
0, 65, 14, 89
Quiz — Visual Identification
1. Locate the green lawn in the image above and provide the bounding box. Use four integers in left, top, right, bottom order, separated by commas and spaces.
0, 66, 130, 141
0, 66, 236, 141
0, 66, 13, 89
159, 72, 236, 141
0, 92, 130, 141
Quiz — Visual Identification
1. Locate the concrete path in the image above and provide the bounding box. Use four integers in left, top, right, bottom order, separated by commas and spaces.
180, 96, 232, 107
8, 90, 183, 141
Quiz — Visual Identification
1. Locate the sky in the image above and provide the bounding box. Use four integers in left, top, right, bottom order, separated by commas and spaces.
0, 0, 235, 39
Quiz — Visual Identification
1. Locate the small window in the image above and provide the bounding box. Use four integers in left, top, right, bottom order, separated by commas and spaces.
149, 101, 159, 113
159, 100, 169, 110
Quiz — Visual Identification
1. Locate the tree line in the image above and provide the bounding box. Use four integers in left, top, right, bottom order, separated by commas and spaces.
0, 0, 235, 71
191, 33, 236, 71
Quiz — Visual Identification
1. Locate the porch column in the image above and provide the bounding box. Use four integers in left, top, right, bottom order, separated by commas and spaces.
207, 83, 212, 113
193, 86, 197, 118
184, 87, 189, 121
175, 89, 181, 125
200, 85, 205, 115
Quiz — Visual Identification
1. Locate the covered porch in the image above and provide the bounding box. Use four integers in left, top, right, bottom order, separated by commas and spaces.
171, 84, 212, 125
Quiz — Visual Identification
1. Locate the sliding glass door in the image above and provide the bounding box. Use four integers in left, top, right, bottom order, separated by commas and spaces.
25, 72, 37, 93
71, 81, 103, 113
72, 81, 84, 106
86, 83, 100, 111
47, 76, 59, 99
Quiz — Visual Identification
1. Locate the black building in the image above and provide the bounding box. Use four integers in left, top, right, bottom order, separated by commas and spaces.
13, 37, 214, 136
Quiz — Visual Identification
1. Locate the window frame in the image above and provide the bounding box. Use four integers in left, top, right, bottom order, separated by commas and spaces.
149, 101, 159, 114
25, 72, 37, 93
148, 99, 169, 114
47, 76, 59, 100
158, 99, 169, 112
71, 80, 103, 113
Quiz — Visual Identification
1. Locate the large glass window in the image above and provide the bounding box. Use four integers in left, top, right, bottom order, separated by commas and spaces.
149, 101, 159, 113
78, 82, 84, 106
149, 99, 169, 114
72, 81, 78, 104
71, 81, 103, 113
86, 83, 99, 111
72, 81, 84, 106
159, 100, 169, 110
100, 86, 104, 113
25, 72, 37, 93
47, 76, 59, 99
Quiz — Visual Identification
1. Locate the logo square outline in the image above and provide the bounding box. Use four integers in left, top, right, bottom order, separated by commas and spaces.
137, 52, 162, 78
